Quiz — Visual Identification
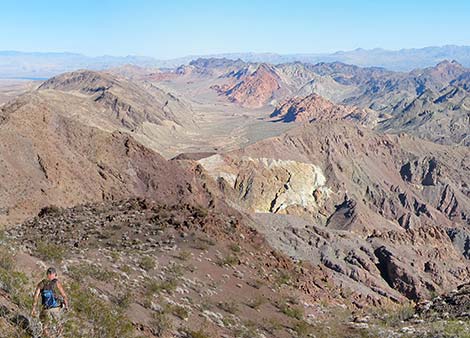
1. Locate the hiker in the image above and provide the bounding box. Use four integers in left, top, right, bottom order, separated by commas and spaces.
31, 267, 69, 337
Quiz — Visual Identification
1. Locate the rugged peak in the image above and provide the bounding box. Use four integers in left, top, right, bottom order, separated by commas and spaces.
270, 93, 367, 123
434, 59, 463, 70
189, 57, 246, 69
213, 62, 282, 108
38, 69, 118, 93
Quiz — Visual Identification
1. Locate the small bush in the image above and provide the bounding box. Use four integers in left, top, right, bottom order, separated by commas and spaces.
275, 272, 291, 286
293, 320, 312, 337
146, 278, 178, 295
139, 256, 156, 271
36, 241, 65, 262
65, 282, 133, 338
218, 301, 239, 314
186, 328, 211, 338
0, 269, 29, 308
191, 237, 215, 250
216, 254, 239, 267
114, 291, 133, 309
177, 250, 192, 261
247, 279, 264, 289
0, 248, 14, 270
381, 302, 415, 327
246, 295, 266, 310
193, 205, 209, 218
229, 243, 241, 253
171, 305, 189, 320
38, 205, 62, 217
280, 304, 304, 320
68, 263, 118, 283
151, 312, 173, 337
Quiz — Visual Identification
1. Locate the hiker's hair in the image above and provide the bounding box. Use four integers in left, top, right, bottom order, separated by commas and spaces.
46, 267, 56, 275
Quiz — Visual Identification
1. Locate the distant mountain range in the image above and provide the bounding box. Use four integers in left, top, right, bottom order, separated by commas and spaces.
2, 45, 470, 78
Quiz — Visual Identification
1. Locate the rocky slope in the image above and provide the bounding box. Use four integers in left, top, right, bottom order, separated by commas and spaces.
39, 69, 196, 130
270, 93, 385, 127
193, 121, 470, 302
378, 83, 470, 145
0, 88, 209, 225
0, 198, 366, 338
211, 64, 283, 108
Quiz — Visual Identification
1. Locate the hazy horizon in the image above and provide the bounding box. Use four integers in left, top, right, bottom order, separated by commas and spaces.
3, 0, 470, 59
1, 44, 469, 61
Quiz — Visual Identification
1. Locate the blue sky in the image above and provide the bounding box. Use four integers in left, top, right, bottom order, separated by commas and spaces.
2, 0, 470, 59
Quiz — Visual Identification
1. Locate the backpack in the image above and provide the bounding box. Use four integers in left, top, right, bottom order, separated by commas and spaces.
40, 279, 60, 309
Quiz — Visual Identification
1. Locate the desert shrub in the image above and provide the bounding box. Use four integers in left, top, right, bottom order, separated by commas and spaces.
191, 237, 215, 250
246, 295, 266, 310
0, 269, 29, 308
193, 205, 209, 218
64, 282, 133, 338
113, 291, 133, 310
275, 271, 291, 286
177, 250, 191, 261
263, 317, 282, 334
171, 304, 189, 320
216, 254, 239, 267
185, 328, 211, 338
36, 241, 66, 262
218, 301, 239, 314
120, 264, 132, 274
247, 278, 264, 289
0, 247, 14, 270
38, 205, 62, 217
380, 302, 415, 327
146, 278, 178, 296
280, 304, 304, 320
235, 320, 260, 338
151, 312, 173, 337
68, 263, 118, 283
229, 243, 241, 253
293, 320, 313, 337
139, 256, 156, 271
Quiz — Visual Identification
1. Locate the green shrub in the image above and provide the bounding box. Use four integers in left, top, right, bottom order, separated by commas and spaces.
246, 295, 266, 310
68, 263, 118, 283
114, 291, 133, 309
146, 278, 178, 296
139, 256, 156, 271
151, 312, 173, 337
275, 272, 291, 286
186, 328, 211, 338
0, 269, 29, 308
280, 304, 304, 320
229, 243, 241, 253
65, 282, 133, 338
171, 305, 189, 320
36, 241, 66, 262
177, 250, 192, 261
218, 301, 239, 314
380, 302, 415, 327
293, 320, 312, 337
0, 247, 14, 270
216, 254, 238, 267
193, 205, 209, 218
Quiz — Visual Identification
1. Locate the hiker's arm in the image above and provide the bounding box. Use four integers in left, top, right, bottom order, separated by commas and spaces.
31, 284, 40, 316
56, 280, 69, 309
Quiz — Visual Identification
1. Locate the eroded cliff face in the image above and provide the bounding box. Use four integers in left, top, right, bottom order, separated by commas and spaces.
199, 155, 331, 217
194, 122, 470, 303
